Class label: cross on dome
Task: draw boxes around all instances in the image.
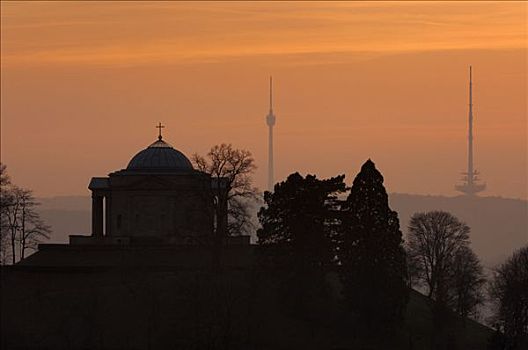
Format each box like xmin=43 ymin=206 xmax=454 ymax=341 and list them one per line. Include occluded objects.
xmin=156 ymin=122 xmax=165 ymax=140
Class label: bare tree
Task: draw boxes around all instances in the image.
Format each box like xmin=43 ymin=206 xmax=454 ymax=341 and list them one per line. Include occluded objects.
xmin=448 ymin=246 xmax=486 ymax=318
xmin=0 ymin=163 xmax=9 ymax=187
xmin=4 ymin=186 xmax=22 ymax=264
xmin=16 ymin=188 xmax=51 ymax=260
xmin=0 ymin=167 xmax=51 ymax=264
xmin=407 ymin=210 xmax=484 ymax=316
xmin=192 ymin=144 xmax=258 ymax=240
xmin=0 ymin=163 xmax=13 ymax=264
xmin=489 ymin=245 xmax=528 ymax=349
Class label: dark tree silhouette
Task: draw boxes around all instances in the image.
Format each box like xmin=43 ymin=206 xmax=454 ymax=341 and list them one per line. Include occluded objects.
xmin=487 ymin=328 xmax=508 ymax=350
xmin=339 ymin=159 xmax=408 ymax=330
xmin=407 ymin=211 xmax=485 ymax=350
xmin=0 ymin=163 xmax=12 ymax=264
xmin=449 ymin=245 xmax=486 ymax=318
xmin=0 ymin=165 xmax=51 ymax=264
xmin=258 ymin=172 xmax=345 ymax=264
xmin=0 ymin=163 xmax=9 ymax=187
xmin=16 ymin=188 xmax=51 ymax=260
xmin=192 ymin=144 xmax=258 ymax=239
xmin=257 ymin=172 xmax=346 ymax=315
xmin=407 ymin=210 xmax=484 ymax=317
xmin=489 ymin=245 xmax=528 ymax=349
xmin=3 ymin=187 xmax=51 ymax=264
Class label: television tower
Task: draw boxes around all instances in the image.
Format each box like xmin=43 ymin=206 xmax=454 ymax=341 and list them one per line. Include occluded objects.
xmin=455 ymin=66 xmax=486 ymax=195
xmin=266 ymin=76 xmax=276 ymax=191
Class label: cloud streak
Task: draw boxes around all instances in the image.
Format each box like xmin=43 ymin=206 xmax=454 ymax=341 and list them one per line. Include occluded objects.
xmin=1 ymin=2 xmax=526 ymax=67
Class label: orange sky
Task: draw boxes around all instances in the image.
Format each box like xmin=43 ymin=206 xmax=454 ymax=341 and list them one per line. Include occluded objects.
xmin=1 ymin=1 xmax=526 ymax=199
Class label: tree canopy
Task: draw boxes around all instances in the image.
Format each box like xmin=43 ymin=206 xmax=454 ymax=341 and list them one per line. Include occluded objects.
xmin=339 ymin=159 xmax=408 ymax=329
xmin=407 ymin=210 xmax=485 ymax=318
xmin=257 ymin=172 xmax=346 ymax=266
xmin=489 ymin=245 xmax=528 ymax=349
xmin=257 ymin=172 xmax=346 ymax=317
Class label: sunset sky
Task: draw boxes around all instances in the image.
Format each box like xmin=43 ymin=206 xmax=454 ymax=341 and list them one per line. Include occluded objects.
xmin=1 ymin=1 xmax=526 ymax=199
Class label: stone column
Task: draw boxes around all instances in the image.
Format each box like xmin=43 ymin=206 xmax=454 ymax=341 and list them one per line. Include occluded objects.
xmin=92 ymin=193 xmax=104 ymax=237
xmin=105 ymin=194 xmax=112 ymax=237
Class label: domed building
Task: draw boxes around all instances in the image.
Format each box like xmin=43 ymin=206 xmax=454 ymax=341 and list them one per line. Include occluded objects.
xmin=10 ymin=125 xmax=247 ymax=273
xmin=72 ymin=128 xmax=218 ymax=245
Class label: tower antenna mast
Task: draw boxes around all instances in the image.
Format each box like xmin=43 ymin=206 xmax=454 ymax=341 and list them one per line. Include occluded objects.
xmin=455 ymin=66 xmax=486 ymax=195
xmin=266 ymin=76 xmax=276 ymax=191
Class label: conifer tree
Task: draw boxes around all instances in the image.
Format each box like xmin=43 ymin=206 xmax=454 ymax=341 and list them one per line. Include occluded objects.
xmin=339 ymin=159 xmax=408 ymax=330
xmin=258 ymin=172 xmax=345 ymax=267
xmin=258 ymin=172 xmax=346 ymax=316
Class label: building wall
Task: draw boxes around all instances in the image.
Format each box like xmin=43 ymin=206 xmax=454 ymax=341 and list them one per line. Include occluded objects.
xmin=108 ymin=173 xmax=213 ymax=240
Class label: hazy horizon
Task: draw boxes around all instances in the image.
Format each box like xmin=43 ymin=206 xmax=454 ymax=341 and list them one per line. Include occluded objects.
xmin=1 ymin=2 xmax=526 ymax=199
xmin=33 ymin=192 xmax=528 ymax=202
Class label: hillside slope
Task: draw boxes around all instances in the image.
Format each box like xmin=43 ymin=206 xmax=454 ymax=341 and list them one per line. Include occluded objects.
xmin=2 ymin=265 xmax=493 ymax=350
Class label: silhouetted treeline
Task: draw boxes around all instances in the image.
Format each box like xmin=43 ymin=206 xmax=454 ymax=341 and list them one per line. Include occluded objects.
xmin=2 ymin=159 xmax=499 ymax=350
xmin=256 ymin=160 xmax=501 ymax=348
xmin=258 ymin=160 xmax=409 ymax=342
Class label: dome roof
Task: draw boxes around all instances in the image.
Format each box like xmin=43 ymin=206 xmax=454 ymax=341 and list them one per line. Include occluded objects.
xmin=126 ymin=138 xmax=194 ymax=172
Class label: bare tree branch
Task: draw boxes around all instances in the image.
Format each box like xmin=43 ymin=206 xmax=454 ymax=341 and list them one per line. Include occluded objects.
xmin=0 ymin=165 xmax=51 ymax=264
xmin=192 ymin=144 xmax=259 ymax=238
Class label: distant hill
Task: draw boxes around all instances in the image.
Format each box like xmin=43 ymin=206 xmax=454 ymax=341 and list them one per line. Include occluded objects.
xmin=38 ymin=195 xmax=91 ymax=212
xmin=36 ymin=194 xmax=527 ymax=267
xmin=389 ymin=194 xmax=528 ymax=267
xmin=36 ymin=196 xmax=91 ymax=243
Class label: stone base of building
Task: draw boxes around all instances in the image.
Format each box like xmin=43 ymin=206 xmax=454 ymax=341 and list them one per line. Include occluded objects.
xmin=68 ymin=234 xmax=251 ymax=246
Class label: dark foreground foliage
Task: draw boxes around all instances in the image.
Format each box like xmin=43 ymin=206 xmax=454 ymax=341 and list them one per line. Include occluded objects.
xmin=339 ymin=160 xmax=409 ymax=332
xmin=488 ymin=245 xmax=528 ymax=350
